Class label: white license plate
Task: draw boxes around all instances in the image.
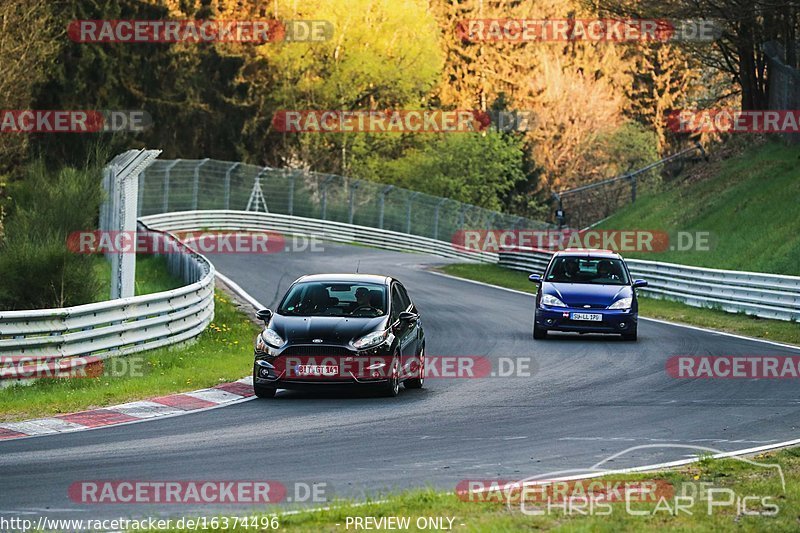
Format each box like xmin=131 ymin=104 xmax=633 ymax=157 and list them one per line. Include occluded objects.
xmin=296 ymin=365 xmax=339 ymax=376
xmin=571 ymin=312 xmax=603 ymax=322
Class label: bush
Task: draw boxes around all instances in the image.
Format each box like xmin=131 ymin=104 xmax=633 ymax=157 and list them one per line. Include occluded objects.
xmin=0 ymin=161 xmax=104 ymax=310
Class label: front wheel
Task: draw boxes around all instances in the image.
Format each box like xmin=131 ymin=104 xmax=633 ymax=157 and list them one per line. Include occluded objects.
xmin=379 ymin=355 xmax=400 ymax=397
xmin=533 ymin=322 xmax=547 ymax=340
xmin=404 ymin=347 xmax=425 ymax=389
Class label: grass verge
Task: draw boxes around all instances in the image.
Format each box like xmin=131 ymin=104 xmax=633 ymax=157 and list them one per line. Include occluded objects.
xmin=596 ymin=140 xmax=800 ymax=275
xmin=92 ymin=254 xmax=185 ymax=300
xmin=153 ymin=447 xmax=799 ymax=531
xmin=0 ymin=287 xmax=260 ymax=422
xmin=439 ymin=263 xmax=800 ymax=346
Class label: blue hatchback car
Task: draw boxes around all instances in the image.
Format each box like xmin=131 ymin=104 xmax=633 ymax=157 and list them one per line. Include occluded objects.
xmin=529 ymin=249 xmax=647 ymax=341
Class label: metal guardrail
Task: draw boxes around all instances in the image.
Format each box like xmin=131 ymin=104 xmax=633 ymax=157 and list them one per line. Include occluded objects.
xmin=499 ymin=249 xmax=800 ymax=322
xmin=138 ymin=159 xmax=553 ymax=243
xmin=139 ymin=210 xmax=498 ymax=263
xmin=0 ymin=223 xmax=215 ymax=384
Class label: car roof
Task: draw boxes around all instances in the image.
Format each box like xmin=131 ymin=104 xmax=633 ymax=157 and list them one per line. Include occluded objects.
xmin=294 ymin=273 xmax=392 ymax=285
xmin=553 ymin=248 xmax=622 ymax=259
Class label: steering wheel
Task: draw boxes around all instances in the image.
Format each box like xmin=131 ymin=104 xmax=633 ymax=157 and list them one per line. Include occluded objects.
xmin=352 ymin=305 xmax=380 ymax=316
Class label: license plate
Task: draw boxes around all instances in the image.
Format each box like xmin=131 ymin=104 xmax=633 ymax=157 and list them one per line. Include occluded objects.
xmin=295 ymin=365 xmax=339 ymax=376
xmin=571 ymin=312 xmax=602 ymax=322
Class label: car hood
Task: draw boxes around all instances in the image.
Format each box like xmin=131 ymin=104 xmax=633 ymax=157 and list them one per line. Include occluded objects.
xmin=543 ymin=282 xmax=631 ymax=308
xmin=268 ymin=314 xmax=388 ymax=344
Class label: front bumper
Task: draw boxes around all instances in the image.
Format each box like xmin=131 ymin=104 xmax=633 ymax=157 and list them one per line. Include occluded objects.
xmin=253 ymin=343 xmax=397 ymax=389
xmin=535 ymin=306 xmax=637 ymax=334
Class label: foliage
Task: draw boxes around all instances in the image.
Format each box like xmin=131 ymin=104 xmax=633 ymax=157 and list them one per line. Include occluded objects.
xmin=0 ymin=160 xmax=104 ymax=310
xmin=6 ymin=0 xmax=783 ymax=223
xmin=0 ymin=0 xmax=61 ymax=174
xmin=361 ymin=131 xmax=528 ymax=210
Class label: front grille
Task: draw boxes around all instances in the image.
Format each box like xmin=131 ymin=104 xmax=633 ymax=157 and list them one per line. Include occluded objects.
xmin=281 ymin=345 xmax=354 ymax=358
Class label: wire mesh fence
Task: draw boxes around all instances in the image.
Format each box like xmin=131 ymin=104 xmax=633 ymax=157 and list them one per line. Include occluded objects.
xmin=764 ymin=41 xmax=800 ymax=144
xmin=138 ymin=160 xmax=553 ymax=242
xmin=553 ymin=144 xmax=705 ymax=230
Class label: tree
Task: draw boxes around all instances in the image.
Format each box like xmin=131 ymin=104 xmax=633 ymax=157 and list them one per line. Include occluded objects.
xmin=371 ymin=131 xmax=528 ymax=211
xmin=591 ymin=0 xmax=800 ymax=111
xmin=240 ymin=0 xmax=444 ymax=173
xmin=0 ymin=0 xmax=60 ymax=173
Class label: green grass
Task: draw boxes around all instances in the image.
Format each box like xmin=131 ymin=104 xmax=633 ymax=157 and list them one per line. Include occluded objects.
xmin=596 ymin=141 xmax=800 ymax=275
xmin=439 ymin=263 xmax=800 ymax=346
xmin=0 ymin=290 xmax=259 ymax=422
xmin=92 ymin=254 xmax=184 ymax=301
xmin=153 ymin=447 xmax=800 ymax=531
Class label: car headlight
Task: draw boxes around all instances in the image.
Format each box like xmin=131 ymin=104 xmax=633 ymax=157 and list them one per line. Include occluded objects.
xmin=352 ymin=329 xmax=389 ymax=350
xmin=608 ymin=297 xmax=633 ymax=310
xmin=540 ymin=294 xmax=566 ymax=307
xmin=261 ymin=328 xmax=284 ymax=348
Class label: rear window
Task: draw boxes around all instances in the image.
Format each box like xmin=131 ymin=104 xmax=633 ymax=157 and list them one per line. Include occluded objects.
xmin=545 ymin=257 xmax=630 ymax=285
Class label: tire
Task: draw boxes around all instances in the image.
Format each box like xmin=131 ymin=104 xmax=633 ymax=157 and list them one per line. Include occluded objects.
xmin=379 ymin=355 xmax=400 ymax=397
xmin=533 ymin=322 xmax=548 ymax=340
xmin=404 ymin=347 xmax=425 ymax=389
xmin=622 ymin=327 xmax=638 ymax=341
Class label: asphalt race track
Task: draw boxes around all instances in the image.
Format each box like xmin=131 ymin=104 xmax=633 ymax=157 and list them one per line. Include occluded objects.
xmin=2 ymin=243 xmax=799 ymax=521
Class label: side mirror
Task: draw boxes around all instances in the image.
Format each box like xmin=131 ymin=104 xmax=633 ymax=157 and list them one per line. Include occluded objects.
xmin=398 ymin=311 xmax=419 ymax=323
xmin=632 ymin=279 xmax=648 ymax=288
xmin=528 ymin=274 xmax=541 ymax=283
xmin=255 ymin=309 xmax=273 ymax=322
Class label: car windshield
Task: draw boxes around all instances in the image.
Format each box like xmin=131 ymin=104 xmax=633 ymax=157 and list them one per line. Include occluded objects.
xmin=545 ymin=257 xmax=630 ymax=285
xmin=277 ymin=282 xmax=387 ymax=317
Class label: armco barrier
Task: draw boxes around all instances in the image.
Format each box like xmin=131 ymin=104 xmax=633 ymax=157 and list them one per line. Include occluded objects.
xmin=499 ymin=249 xmax=800 ymax=322
xmin=139 ymin=209 xmax=498 ymax=263
xmin=4 ymin=207 xmax=797 ymax=386
xmin=0 ymin=222 xmax=214 ymax=385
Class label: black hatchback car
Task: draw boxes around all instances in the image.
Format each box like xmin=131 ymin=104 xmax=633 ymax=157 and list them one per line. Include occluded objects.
xmin=252 ymin=274 xmax=425 ymax=398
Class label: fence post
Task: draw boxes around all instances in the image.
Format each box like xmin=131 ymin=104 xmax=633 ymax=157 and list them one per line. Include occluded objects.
xmin=458 ymin=205 xmax=466 ymax=229
xmin=137 ymin=172 xmax=144 ymax=217
xmin=321 ymin=176 xmax=335 ymax=220
xmin=104 ymin=149 xmax=161 ymax=299
xmin=486 ymin=212 xmax=496 ymax=231
xmin=433 ymin=198 xmax=447 ymax=240
xmin=406 ymin=192 xmax=419 ymax=234
xmin=163 ymin=159 xmax=181 ymax=213
xmin=287 ymin=171 xmax=295 ymax=216
xmin=348 ymin=182 xmax=359 ymax=225
xmin=224 ymin=162 xmax=240 ymax=210
xmin=630 ymin=174 xmax=637 ymax=203
xmin=379 ymin=185 xmax=394 ymax=229
xmin=193 ymin=158 xmax=209 ymax=210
